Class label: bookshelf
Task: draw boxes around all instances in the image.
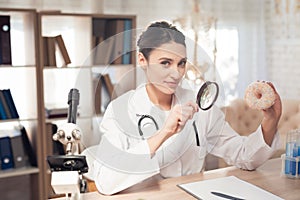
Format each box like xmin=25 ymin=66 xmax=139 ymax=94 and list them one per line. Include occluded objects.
xmin=0 ymin=8 xmax=136 ymax=200
xmin=37 ymin=12 xmax=136 ymax=199
xmin=0 ymin=8 xmax=43 ymax=200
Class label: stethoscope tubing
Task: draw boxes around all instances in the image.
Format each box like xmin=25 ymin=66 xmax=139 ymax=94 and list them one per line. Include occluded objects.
xmin=138 ymin=114 xmax=159 ymax=139
xmin=138 ymin=115 xmax=200 ymax=146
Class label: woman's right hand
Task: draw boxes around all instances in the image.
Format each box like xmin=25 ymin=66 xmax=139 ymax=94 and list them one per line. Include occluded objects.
xmin=162 ymin=101 xmax=199 ymax=138
xmin=147 ymin=101 xmax=198 ymax=155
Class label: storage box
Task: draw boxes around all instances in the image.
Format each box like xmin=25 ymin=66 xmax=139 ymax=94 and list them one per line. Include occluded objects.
xmin=281 ymin=154 xmax=300 ymax=178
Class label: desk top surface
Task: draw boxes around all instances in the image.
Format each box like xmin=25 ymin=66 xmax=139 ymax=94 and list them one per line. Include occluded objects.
xmin=54 ymin=158 xmax=300 ymax=200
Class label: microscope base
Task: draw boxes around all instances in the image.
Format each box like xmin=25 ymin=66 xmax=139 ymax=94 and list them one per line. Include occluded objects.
xmin=51 ymin=171 xmax=80 ymax=196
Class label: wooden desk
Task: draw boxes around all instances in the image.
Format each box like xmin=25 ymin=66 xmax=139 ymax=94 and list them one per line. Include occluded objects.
xmin=55 ymin=158 xmax=300 ymax=199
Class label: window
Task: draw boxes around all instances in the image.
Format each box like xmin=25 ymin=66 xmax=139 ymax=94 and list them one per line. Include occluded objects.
xmin=216 ymin=27 xmax=239 ymax=104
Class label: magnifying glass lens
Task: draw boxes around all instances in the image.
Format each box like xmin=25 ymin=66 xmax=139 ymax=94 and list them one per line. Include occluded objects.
xmin=197 ymin=81 xmax=219 ymax=110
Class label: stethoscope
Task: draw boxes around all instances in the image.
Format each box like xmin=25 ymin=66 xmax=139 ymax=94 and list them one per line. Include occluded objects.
xmin=137 ymin=81 xmax=219 ymax=145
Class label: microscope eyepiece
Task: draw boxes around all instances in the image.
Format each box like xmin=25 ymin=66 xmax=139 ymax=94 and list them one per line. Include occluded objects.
xmin=67 ymin=88 xmax=80 ymax=124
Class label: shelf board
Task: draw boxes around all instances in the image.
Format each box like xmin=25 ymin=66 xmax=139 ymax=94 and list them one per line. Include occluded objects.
xmin=91 ymin=64 xmax=134 ymax=68
xmin=0 ymin=166 xmax=39 ymax=178
xmin=0 ymin=8 xmax=36 ymax=13
xmin=43 ymin=65 xmax=91 ymax=69
xmin=0 ymin=118 xmax=37 ymax=124
xmin=43 ymin=64 xmax=134 ymax=70
xmin=45 ymin=115 xmax=93 ymax=123
xmin=0 ymin=65 xmax=36 ymax=68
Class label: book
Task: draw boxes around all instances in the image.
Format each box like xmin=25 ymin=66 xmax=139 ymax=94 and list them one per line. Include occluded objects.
xmin=45 ymin=107 xmax=68 ymax=119
xmin=92 ymin=18 xmax=106 ymax=45
xmin=101 ymin=74 xmax=115 ymax=99
xmin=0 ymin=136 xmax=14 ymax=170
xmin=93 ymin=75 xmax=102 ymax=115
xmin=47 ymin=36 xmax=57 ymax=67
xmin=112 ymin=19 xmax=125 ymax=64
xmin=2 ymin=89 xmax=19 ymax=119
xmin=0 ymin=15 xmax=12 ymax=65
xmin=55 ymin=35 xmax=71 ymax=66
xmin=0 ymin=89 xmax=11 ymax=119
xmin=10 ymin=134 xmax=28 ymax=168
xmin=92 ymin=18 xmax=107 ymax=65
xmin=19 ymin=125 xmax=37 ymax=167
xmin=99 ymin=74 xmax=116 ymax=112
xmin=122 ymin=19 xmax=132 ymax=64
xmin=0 ymin=90 xmax=8 ymax=119
xmin=92 ymin=18 xmax=130 ymax=65
xmin=43 ymin=37 xmax=49 ymax=66
xmin=94 ymin=37 xmax=115 ymax=65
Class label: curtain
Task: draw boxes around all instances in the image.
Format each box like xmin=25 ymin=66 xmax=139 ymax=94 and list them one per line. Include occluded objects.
xmin=202 ymin=0 xmax=268 ymax=100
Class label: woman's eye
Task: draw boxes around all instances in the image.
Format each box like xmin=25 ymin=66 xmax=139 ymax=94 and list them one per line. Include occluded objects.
xmin=178 ymin=60 xmax=186 ymax=68
xmin=161 ymin=61 xmax=171 ymax=67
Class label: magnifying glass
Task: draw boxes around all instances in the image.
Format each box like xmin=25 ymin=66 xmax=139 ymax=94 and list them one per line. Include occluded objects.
xmin=196 ymin=81 xmax=219 ymax=110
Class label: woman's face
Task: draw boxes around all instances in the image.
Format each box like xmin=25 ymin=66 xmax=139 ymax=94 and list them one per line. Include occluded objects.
xmin=139 ymin=42 xmax=187 ymax=95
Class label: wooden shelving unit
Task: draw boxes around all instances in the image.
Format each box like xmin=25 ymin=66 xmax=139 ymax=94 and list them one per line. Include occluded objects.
xmin=0 ymin=8 xmax=43 ymax=200
xmin=0 ymin=8 xmax=136 ymax=199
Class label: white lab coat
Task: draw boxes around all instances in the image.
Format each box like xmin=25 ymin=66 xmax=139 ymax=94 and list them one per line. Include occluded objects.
xmin=82 ymin=84 xmax=280 ymax=195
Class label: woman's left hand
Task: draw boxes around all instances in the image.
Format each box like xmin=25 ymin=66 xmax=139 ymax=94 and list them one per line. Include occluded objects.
xmin=261 ymin=82 xmax=282 ymax=146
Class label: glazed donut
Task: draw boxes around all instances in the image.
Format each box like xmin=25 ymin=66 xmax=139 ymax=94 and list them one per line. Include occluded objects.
xmin=244 ymin=82 xmax=276 ymax=110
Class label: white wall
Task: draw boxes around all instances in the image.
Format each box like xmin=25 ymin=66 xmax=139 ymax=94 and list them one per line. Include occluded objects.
xmin=102 ymin=0 xmax=188 ymax=29
xmin=264 ymin=0 xmax=300 ymax=99
xmin=0 ymin=0 xmax=103 ymax=13
xmin=103 ymin=0 xmax=300 ymax=100
xmin=1 ymin=0 xmax=299 ymax=99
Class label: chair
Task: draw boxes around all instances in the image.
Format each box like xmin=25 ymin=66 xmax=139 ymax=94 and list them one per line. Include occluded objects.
xmin=206 ymin=98 xmax=300 ymax=169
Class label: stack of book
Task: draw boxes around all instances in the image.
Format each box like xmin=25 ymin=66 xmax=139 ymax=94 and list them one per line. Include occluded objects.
xmin=0 ymin=89 xmax=19 ymax=120
xmin=43 ymin=34 xmax=71 ymax=67
xmin=45 ymin=107 xmax=68 ymax=119
xmin=92 ymin=18 xmax=133 ymax=65
xmin=0 ymin=125 xmax=37 ymax=170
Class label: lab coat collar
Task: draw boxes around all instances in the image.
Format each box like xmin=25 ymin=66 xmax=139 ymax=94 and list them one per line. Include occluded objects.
xmin=131 ymin=83 xmax=195 ymax=116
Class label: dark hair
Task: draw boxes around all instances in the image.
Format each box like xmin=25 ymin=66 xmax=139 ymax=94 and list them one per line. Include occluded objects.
xmin=137 ymin=21 xmax=186 ymax=60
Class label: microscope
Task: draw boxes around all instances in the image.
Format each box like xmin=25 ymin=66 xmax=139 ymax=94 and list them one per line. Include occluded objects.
xmin=47 ymin=88 xmax=89 ymax=199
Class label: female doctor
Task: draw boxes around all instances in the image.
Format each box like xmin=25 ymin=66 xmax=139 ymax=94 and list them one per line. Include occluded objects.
xmin=82 ymin=21 xmax=282 ymax=195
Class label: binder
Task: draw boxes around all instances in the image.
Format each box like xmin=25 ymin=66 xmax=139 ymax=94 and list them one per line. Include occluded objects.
xmin=0 ymin=136 xmax=14 ymax=170
xmin=0 ymin=91 xmax=7 ymax=119
xmin=0 ymin=90 xmax=11 ymax=119
xmin=10 ymin=135 xmax=28 ymax=168
xmin=0 ymin=15 xmax=12 ymax=65
xmin=2 ymin=89 xmax=19 ymax=119
xmin=20 ymin=126 xmax=37 ymax=166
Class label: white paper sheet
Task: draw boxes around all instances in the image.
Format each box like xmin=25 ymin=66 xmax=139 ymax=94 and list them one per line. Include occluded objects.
xmin=178 ymin=176 xmax=283 ymax=200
